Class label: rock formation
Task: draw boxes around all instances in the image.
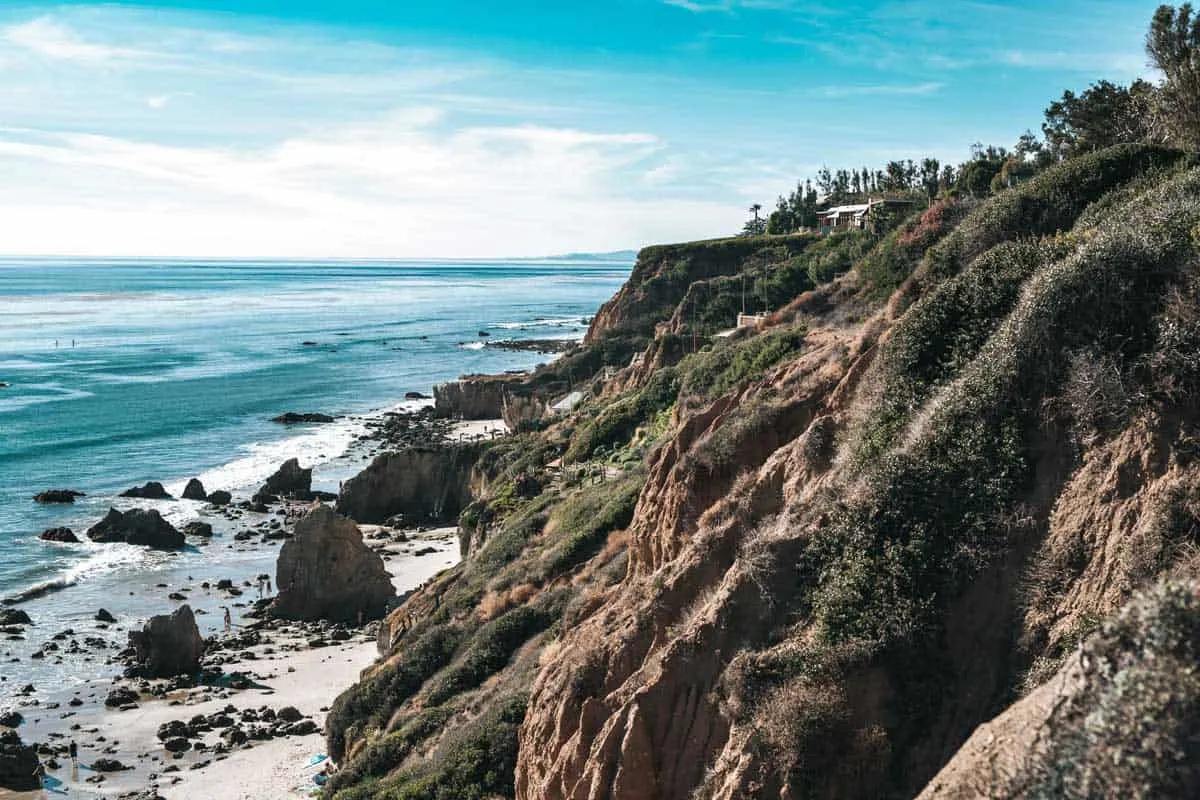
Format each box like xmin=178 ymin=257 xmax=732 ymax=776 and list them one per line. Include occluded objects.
xmin=181 ymin=478 xmax=207 ymax=501
xmin=32 ymin=489 xmax=83 ymax=503
xmin=207 ymin=490 xmax=232 ymax=506
xmin=128 ymin=605 xmax=205 ymax=677
xmin=0 ymin=730 xmax=39 ymax=791
xmin=273 ymin=504 xmax=394 ymax=623
xmin=120 ymin=481 xmax=173 ymax=499
xmin=183 ymin=521 xmax=213 ymax=538
xmin=254 ymin=458 xmax=312 ymax=503
xmin=272 ymin=412 xmax=335 ymax=424
xmin=0 ymin=609 xmax=31 ymax=626
xmin=336 ymin=444 xmax=482 ymax=524
xmin=433 ymin=375 xmax=523 ymax=419
xmin=39 ymin=527 xmax=78 ymax=543
xmin=87 ymin=508 xmax=184 ymax=549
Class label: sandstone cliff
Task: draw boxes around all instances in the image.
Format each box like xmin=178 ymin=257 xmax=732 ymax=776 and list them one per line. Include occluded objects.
xmin=323 ymin=144 xmax=1200 ymax=799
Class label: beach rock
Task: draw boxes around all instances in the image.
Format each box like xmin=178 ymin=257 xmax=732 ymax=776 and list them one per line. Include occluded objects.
xmin=221 ymin=727 xmax=248 ymax=746
xmin=91 ymin=757 xmax=130 ymax=772
xmin=87 ymin=508 xmax=184 ymax=549
xmin=337 ymin=444 xmax=482 ymax=524
xmin=404 ymin=391 xmax=431 ymax=400
xmin=0 ymin=711 xmax=22 ymax=728
xmin=96 ymin=608 xmax=117 ymax=623
xmin=207 ymin=490 xmax=232 ymax=506
xmin=254 ymin=458 xmax=312 ymax=503
xmin=272 ymin=505 xmax=394 ymax=623
xmin=128 ymin=605 xmax=205 ymax=678
xmin=32 ymin=489 xmax=84 ymax=504
xmin=163 ymin=737 xmax=190 ymax=753
xmin=216 ymin=579 xmax=234 ymax=591
xmin=181 ymin=479 xmax=207 ymax=501
xmin=0 ymin=730 xmax=39 ymax=791
xmin=272 ymin=412 xmax=335 ymax=424
xmin=120 ymin=481 xmax=173 ymax=500
xmin=276 ymin=706 xmax=302 ymax=723
xmin=38 ymin=527 xmax=79 ymax=543
xmin=285 ymin=720 xmax=319 ymax=736
xmin=105 ymin=687 xmax=139 ymax=708
xmin=0 ymin=610 xmax=31 ymax=627
xmin=183 ymin=521 xmax=213 ymax=538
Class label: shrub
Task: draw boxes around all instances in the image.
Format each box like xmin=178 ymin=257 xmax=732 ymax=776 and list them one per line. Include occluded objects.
xmin=1015 ymin=581 xmax=1200 ymax=799
xmin=541 ymin=474 xmax=642 ymax=578
xmin=915 ymin=143 xmax=1183 ymax=292
xmin=678 ymin=326 xmax=807 ymax=405
xmin=327 ymin=624 xmax=464 ymax=761
xmin=856 ymin=199 xmax=970 ymax=297
xmin=425 ymin=607 xmax=552 ymax=706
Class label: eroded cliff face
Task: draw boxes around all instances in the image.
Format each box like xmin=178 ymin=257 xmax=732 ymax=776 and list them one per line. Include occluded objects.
xmin=323 ymin=144 xmax=1200 ymax=800
xmin=517 ymin=145 xmax=1200 ymax=800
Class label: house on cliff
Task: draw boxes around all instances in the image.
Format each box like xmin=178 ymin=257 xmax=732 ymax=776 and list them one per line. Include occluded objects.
xmin=817 ymin=196 xmax=916 ymax=233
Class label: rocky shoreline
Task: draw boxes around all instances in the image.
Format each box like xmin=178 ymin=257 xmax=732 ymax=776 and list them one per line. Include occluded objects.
xmin=0 ymin=403 xmax=491 ymax=799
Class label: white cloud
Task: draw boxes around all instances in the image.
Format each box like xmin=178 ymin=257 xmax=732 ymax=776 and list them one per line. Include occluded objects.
xmin=817 ymin=82 xmax=944 ymax=98
xmin=3 ymin=16 xmax=153 ymax=62
xmin=0 ymin=115 xmax=739 ymax=257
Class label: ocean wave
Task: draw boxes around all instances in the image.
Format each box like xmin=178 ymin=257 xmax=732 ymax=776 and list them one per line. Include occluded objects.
xmin=491 ymin=316 xmax=588 ymax=330
xmin=458 ymin=341 xmax=487 ymax=350
xmin=177 ymin=399 xmax=426 ymax=497
xmin=0 ymin=385 xmax=94 ymax=413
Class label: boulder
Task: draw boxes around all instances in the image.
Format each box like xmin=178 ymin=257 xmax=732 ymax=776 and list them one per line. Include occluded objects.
xmin=87 ymin=508 xmax=184 ymax=549
xmin=272 ymin=505 xmax=394 ymax=623
xmin=0 ymin=610 xmax=31 ymax=627
xmin=181 ymin=479 xmax=207 ymax=501
xmin=104 ymin=687 xmax=138 ymax=708
xmin=272 ymin=412 xmax=335 ymax=424
xmin=120 ymin=481 xmax=173 ymax=500
xmin=254 ymin=458 xmax=312 ymax=503
xmin=0 ymin=711 xmax=22 ymax=728
xmin=128 ymin=605 xmax=205 ymax=677
xmin=207 ymin=490 xmax=232 ymax=506
xmin=183 ymin=521 xmax=214 ymax=538
xmin=404 ymin=391 xmax=431 ymax=400
xmin=38 ymin=527 xmax=79 ymax=543
xmin=0 ymin=730 xmax=39 ymax=791
xmin=32 ymin=489 xmax=84 ymax=504
xmin=96 ymin=608 xmax=117 ymax=623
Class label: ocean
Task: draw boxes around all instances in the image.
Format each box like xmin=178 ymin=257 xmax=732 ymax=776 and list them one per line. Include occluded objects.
xmin=0 ymin=257 xmax=629 ymax=701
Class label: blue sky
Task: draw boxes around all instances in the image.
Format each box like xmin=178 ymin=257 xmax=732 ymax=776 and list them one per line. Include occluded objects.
xmin=0 ymin=1 xmax=1159 ymax=257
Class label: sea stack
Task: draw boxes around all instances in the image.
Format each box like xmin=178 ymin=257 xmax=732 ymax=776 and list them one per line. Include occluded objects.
xmin=272 ymin=504 xmax=394 ymax=623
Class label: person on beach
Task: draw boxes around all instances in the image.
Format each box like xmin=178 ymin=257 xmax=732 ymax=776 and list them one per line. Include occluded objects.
xmin=266 ymin=577 xmax=272 ymax=595
xmin=68 ymin=740 xmax=77 ymax=765
xmin=257 ymin=577 xmax=264 ymax=599
xmin=223 ymin=606 xmax=232 ymax=632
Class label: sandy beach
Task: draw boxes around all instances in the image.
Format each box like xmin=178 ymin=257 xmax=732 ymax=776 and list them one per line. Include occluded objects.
xmin=1 ymin=527 xmax=459 ymax=800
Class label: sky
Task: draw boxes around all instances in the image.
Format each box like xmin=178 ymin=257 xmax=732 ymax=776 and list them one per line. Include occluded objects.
xmin=0 ymin=1 xmax=1162 ymax=258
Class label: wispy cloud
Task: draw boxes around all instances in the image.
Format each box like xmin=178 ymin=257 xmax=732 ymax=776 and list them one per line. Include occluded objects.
xmin=817 ymin=82 xmax=944 ymax=98
xmin=999 ymin=49 xmax=1148 ymax=75
xmin=3 ymin=16 xmax=154 ymax=62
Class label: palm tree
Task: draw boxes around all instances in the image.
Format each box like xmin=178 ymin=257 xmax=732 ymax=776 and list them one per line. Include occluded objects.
xmin=749 ymin=203 xmax=762 ymax=224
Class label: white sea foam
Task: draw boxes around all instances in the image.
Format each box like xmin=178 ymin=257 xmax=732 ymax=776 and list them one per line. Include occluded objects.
xmin=491 ymin=316 xmax=587 ymax=330
xmin=168 ymin=399 xmax=428 ymax=498
xmin=458 ymin=341 xmax=486 ymax=350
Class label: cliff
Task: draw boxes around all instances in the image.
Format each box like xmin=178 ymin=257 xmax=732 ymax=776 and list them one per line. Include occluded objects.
xmin=323 ymin=143 xmax=1200 ymax=799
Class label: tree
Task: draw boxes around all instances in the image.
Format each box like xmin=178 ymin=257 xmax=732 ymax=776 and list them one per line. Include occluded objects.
xmin=742 ymin=203 xmax=767 ymax=236
xmin=1042 ymin=79 xmax=1160 ymax=158
xmin=919 ymin=157 xmax=940 ymax=201
xmin=1147 ymin=4 xmax=1200 ymax=147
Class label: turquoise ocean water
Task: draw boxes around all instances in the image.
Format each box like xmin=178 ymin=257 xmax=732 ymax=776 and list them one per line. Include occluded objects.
xmin=0 ymin=257 xmax=628 ymax=698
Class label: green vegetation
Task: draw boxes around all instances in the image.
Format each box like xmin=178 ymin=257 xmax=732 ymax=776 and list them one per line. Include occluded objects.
xmin=677 ymin=326 xmax=807 ymax=405
xmin=1017 ymin=581 xmax=1200 ymax=799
